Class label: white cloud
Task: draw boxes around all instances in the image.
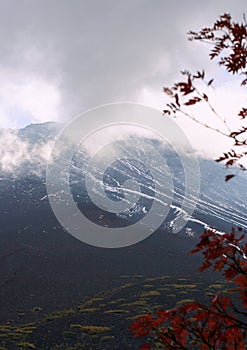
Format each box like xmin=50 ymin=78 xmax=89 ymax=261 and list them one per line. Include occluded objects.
xmin=0 ymin=0 xmax=246 ymax=160
xmin=0 ymin=129 xmax=30 ymax=172
xmin=0 ymin=128 xmax=54 ymax=173
xmin=137 ymin=74 xmax=247 ymax=158
xmin=0 ymin=66 xmax=61 ymax=129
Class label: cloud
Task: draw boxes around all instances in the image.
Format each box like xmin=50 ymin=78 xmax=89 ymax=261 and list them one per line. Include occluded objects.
xmin=0 ymin=129 xmax=30 ymax=172
xmin=0 ymin=128 xmax=54 ymax=173
xmin=137 ymin=77 xmax=247 ymax=159
xmin=0 ymin=63 xmax=61 ymax=129
xmin=0 ymin=0 xmax=246 ymax=157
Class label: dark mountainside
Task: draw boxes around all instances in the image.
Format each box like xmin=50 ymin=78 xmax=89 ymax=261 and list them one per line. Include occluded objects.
xmin=0 ymin=122 xmax=246 ymax=349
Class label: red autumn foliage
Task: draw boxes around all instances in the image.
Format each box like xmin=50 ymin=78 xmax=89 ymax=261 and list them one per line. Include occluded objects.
xmin=163 ymin=13 xmax=247 ymax=178
xmin=130 ymin=229 xmax=247 ymax=349
xmin=130 ymin=13 xmax=247 ymax=349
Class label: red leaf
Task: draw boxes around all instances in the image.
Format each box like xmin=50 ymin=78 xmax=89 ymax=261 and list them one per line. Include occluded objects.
xmin=225 ymin=159 xmax=236 ymax=166
xmin=163 ymin=110 xmax=171 ymax=115
xmin=163 ymin=87 xmax=174 ymax=97
xmin=184 ymin=97 xmax=201 ymax=106
xmin=208 ymin=78 xmax=214 ymax=86
xmin=225 ymin=174 xmax=235 ymax=182
xmin=175 ymin=93 xmax=180 ymax=107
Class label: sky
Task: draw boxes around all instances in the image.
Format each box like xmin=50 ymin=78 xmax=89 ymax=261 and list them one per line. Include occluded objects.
xmin=0 ymin=0 xmax=246 ymax=159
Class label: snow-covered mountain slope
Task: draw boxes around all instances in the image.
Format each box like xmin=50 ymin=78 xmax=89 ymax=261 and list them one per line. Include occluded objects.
xmin=0 ymin=122 xmax=246 ymax=240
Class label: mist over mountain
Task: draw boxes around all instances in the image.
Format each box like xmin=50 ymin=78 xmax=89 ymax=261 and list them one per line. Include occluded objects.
xmin=0 ymin=122 xmax=246 ymax=324
xmin=1 ymin=121 xmax=246 ymax=233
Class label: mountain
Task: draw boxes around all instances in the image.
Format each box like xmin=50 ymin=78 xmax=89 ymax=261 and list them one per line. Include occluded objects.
xmin=2 ymin=122 xmax=246 ymax=234
xmin=0 ymin=122 xmax=246 ymax=325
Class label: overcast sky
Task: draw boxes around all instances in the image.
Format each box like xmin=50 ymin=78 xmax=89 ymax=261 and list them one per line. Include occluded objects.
xmin=0 ymin=0 xmax=246 ymax=158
